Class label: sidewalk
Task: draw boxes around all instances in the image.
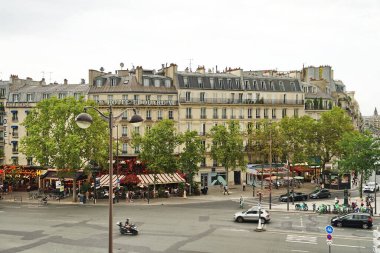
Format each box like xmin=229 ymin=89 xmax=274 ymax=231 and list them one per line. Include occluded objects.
xmin=0 ymin=183 xmax=355 ymax=213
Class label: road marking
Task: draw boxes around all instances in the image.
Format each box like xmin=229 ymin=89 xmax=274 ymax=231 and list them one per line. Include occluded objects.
xmin=222 ymin=228 xmax=250 ymax=233
xmin=286 ymin=234 xmax=317 ymax=244
xmin=291 ymin=250 xmax=309 ymax=253
xmin=332 ymin=244 xmax=366 ymax=248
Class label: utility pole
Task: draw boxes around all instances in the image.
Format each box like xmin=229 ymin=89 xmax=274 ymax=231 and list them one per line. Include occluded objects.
xmin=269 ymin=121 xmax=272 ymax=210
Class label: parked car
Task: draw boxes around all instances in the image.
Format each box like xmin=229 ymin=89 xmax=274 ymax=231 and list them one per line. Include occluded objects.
xmin=331 ymin=213 xmax=373 ymax=229
xmin=233 ymin=207 xmax=270 ymax=224
xmin=363 ymin=182 xmax=379 ymax=193
xmin=279 ymin=191 xmax=308 ymax=202
xmin=309 ymin=189 xmax=331 ymax=199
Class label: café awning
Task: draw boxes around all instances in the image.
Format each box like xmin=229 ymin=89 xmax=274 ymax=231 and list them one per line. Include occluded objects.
xmin=99 ymin=175 xmax=125 ymax=188
xmin=137 ymin=173 xmax=185 ymax=186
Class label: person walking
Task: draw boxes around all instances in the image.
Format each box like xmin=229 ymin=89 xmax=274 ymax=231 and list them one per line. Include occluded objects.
xmin=239 ymin=195 xmax=244 ymax=209
xmin=223 ymin=185 xmax=229 ymax=195
xmin=242 ymin=182 xmax=246 ymax=191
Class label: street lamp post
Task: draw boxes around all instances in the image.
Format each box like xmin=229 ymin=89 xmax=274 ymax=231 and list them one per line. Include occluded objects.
xmin=76 ymin=105 xmax=143 ymax=253
xmin=269 ymin=122 xmax=272 ymax=210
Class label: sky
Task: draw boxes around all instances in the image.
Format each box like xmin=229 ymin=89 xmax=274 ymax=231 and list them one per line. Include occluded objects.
xmin=0 ymin=0 xmax=379 ymax=116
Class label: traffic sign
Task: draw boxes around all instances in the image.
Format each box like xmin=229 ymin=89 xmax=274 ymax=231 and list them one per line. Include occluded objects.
xmin=327 ymin=234 xmax=332 ymax=240
xmin=326 ymin=240 xmax=333 ymax=245
xmin=325 ymin=225 xmax=334 ymax=234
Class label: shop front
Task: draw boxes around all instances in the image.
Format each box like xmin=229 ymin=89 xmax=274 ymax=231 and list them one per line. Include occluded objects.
xmin=322 ymin=170 xmax=351 ymax=190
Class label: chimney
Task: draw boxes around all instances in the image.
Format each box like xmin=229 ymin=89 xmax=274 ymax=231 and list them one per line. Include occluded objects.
xmin=81 ymin=79 xmax=86 ymax=85
xmin=64 ymin=79 xmax=68 ymax=85
xmin=135 ymin=66 xmax=143 ymax=84
xmin=163 ymin=63 xmax=177 ymax=86
xmin=196 ymin=65 xmax=205 ymax=74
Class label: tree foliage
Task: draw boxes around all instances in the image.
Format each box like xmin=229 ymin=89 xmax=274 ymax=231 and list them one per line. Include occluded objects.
xmin=19 ymin=97 xmax=108 ymax=201
xmin=338 ymin=131 xmax=380 ymax=198
xmin=209 ymin=120 xmax=245 ymax=185
xmin=178 ymin=130 xmax=205 ymax=185
xmin=132 ymin=119 xmax=180 ymax=174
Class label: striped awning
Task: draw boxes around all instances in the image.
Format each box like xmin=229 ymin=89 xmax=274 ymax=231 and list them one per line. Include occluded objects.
xmin=99 ymin=175 xmax=125 ymax=188
xmin=137 ymin=173 xmax=185 ymax=186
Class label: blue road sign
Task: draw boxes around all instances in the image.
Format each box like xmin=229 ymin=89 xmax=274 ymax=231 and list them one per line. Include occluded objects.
xmin=327 ymin=234 xmax=332 ymax=240
xmin=325 ymin=225 xmax=334 ymax=234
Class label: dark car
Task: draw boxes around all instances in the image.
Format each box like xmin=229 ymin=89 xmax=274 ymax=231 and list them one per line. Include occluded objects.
xmin=309 ymin=189 xmax=331 ymax=199
xmin=331 ymin=213 xmax=373 ymax=229
xmin=279 ymin=191 xmax=308 ymax=202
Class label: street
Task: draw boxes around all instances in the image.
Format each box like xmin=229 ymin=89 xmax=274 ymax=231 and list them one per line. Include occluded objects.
xmin=0 ymin=198 xmax=374 ymax=253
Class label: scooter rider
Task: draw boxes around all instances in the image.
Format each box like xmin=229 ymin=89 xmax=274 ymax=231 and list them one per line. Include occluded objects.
xmin=124 ymin=218 xmax=131 ymax=230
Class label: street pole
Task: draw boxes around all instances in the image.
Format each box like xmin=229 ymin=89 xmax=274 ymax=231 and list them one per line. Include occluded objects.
xmin=287 ymin=160 xmax=290 ymax=211
xmin=269 ymin=122 xmax=272 ymax=210
xmin=375 ymin=165 xmax=377 ymax=214
xmin=108 ymin=105 xmax=114 ymax=253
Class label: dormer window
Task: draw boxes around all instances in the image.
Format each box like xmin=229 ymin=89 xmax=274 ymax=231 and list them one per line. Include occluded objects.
xmin=244 ymin=80 xmax=249 ymax=90
xmin=235 ymin=79 xmax=240 ymax=88
xmin=261 ymin=81 xmax=266 ymax=90
xmin=219 ymin=79 xmax=223 ymax=88
xmin=198 ymin=77 xmax=204 ymax=88
xmin=96 ymin=79 xmax=102 ymax=87
xmin=270 ymin=81 xmax=275 ymax=91
xmin=184 ymin=77 xmax=188 ymax=88
xmin=110 ymin=78 xmax=117 ymax=86
xmin=290 ymin=82 xmax=296 ymax=91
xmin=279 ymin=81 xmax=285 ymax=91
xmin=42 ymin=93 xmax=50 ymax=100
xmin=26 ymin=93 xmax=33 ymax=102
xmin=154 ymin=79 xmax=160 ymax=87
xmin=13 ymin=94 xmax=19 ymax=102
xmin=58 ymin=93 xmax=66 ymax=99
xmin=144 ymin=78 xmax=150 ymax=87
xmin=228 ymin=79 xmax=232 ymax=88
xmin=253 ymin=80 xmax=258 ymax=89
xmin=165 ymin=79 xmax=171 ymax=88
xmin=210 ymin=78 xmax=214 ymax=88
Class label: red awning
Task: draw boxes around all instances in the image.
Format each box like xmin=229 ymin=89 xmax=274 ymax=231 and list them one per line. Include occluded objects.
xmin=290 ymin=166 xmax=313 ymax=173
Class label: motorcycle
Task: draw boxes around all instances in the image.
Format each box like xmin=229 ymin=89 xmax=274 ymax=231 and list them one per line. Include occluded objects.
xmin=116 ymin=221 xmax=138 ymax=235
xmin=39 ymin=196 xmax=48 ymax=205
xmin=295 ymin=202 xmax=308 ymax=211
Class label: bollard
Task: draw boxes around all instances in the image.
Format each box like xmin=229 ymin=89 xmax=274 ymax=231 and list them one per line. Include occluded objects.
xmin=327 ymin=204 xmax=331 ymax=213
xmin=313 ymin=203 xmax=316 ymax=212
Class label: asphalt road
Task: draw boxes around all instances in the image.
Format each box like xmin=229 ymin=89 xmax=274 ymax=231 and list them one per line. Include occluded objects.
xmin=0 ymin=199 xmax=375 ymax=253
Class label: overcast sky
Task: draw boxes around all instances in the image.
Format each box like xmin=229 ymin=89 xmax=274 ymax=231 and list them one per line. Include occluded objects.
xmin=0 ymin=0 xmax=379 ymax=115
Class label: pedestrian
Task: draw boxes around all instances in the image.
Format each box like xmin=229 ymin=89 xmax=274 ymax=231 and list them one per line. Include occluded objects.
xmin=242 ymin=182 xmax=246 ymax=191
xmin=223 ymin=185 xmax=229 ymax=195
xmin=239 ymin=195 xmax=244 ymax=209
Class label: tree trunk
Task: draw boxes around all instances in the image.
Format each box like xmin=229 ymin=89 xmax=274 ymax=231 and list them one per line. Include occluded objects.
xmin=72 ymin=178 xmax=77 ymax=202
xmin=225 ymin=167 xmax=229 ymax=186
xmin=360 ymin=171 xmax=364 ymax=199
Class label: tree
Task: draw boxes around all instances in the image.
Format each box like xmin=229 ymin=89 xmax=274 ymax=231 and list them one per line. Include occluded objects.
xmin=338 ymin=131 xmax=380 ymax=198
xmin=209 ymin=120 xmax=245 ymax=185
xmin=178 ymin=131 xmax=205 ymax=193
xmin=20 ymin=97 xmax=108 ymax=201
xmin=132 ymin=119 xmax=180 ymax=195
xmin=314 ymin=107 xmax=354 ymax=170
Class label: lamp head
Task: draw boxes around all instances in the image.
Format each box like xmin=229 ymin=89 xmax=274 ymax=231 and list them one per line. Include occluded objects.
xmin=129 ymin=114 xmax=144 ymax=127
xmin=75 ymin=112 xmax=93 ymax=129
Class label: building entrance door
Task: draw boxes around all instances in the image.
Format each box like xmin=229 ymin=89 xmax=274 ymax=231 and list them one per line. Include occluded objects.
xmin=234 ymin=171 xmax=241 ymax=185
xmin=201 ymin=173 xmax=208 ymax=188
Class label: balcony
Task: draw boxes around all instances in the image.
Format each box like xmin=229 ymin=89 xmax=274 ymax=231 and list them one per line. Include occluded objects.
xmin=200 ymin=115 xmax=207 ymax=119
xmin=168 ymin=116 xmax=174 ymax=120
xmin=157 ymin=117 xmax=163 ymax=120
xmin=213 ymin=115 xmax=218 ymax=119
xmin=186 ymin=115 xmax=192 ymax=119
xmin=179 ymin=97 xmax=304 ymax=105
xmin=222 ymin=115 xmax=227 ymax=119
xmin=12 ymin=149 xmax=19 ymax=154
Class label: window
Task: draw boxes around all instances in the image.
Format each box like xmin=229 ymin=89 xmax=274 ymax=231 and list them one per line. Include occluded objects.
xmin=11 ymin=111 xmax=18 ymax=121
xmin=122 ymin=111 xmax=128 ymax=119
xmin=200 ymin=92 xmax=205 ymax=102
xmin=93 ymin=95 xmax=99 ymax=102
xmin=187 ymin=122 xmax=192 ymax=131
xmin=122 ymin=126 xmax=128 ymax=136
xmin=247 ymin=122 xmax=254 ymax=131
xmin=270 ymin=81 xmax=275 ymax=90
xmin=248 ymin=108 xmax=252 ymax=119
xmin=238 ymin=93 xmax=243 ymax=103
xmin=59 ymin=93 xmax=66 ymax=99
xmin=228 ymin=79 xmax=232 ymax=88
xmin=168 ymin=95 xmax=173 ymax=102
xmin=0 ymin=88 xmax=5 ymax=98
xmin=157 ymin=95 xmax=162 ymax=101
xmin=283 ymin=94 xmax=287 ymax=104
xmin=157 ymin=110 xmax=163 ymax=120
xmin=146 ymin=110 xmax=151 ymax=120
xmin=184 ymin=77 xmax=188 ymax=88
xmin=168 ymin=110 xmax=174 ymax=119
xmin=198 ymin=77 xmax=204 ymax=88
xmin=253 ymin=80 xmax=258 ymax=89
xmin=74 ymin=93 xmax=81 ymax=100
xmin=13 ymin=94 xmax=19 ymax=102
xmin=12 ymin=157 xmax=18 ymax=165
xmin=294 ymin=109 xmax=299 ymax=117
xmin=279 ymin=81 xmax=285 ymax=91
xmin=110 ymin=78 xmax=117 ymax=86
xmin=12 ymin=141 xmax=18 ymax=153
xmin=222 ymin=108 xmax=227 ymax=119
xmin=201 ymin=108 xmax=206 ymax=119
xmin=244 ymin=80 xmax=249 ymax=90
xmin=185 ymin=92 xmax=191 ymax=102
xmin=290 ymin=82 xmax=296 ymax=91
xmin=145 ymin=126 xmax=151 ymax=133
xmin=235 ymin=79 xmax=240 ymax=88
xmin=239 ymin=109 xmax=244 ymax=119
xmin=12 ymin=126 xmax=18 ymax=138
xmin=213 ymin=108 xmax=218 ymax=119
xmin=134 ymin=126 xmax=140 ymax=134
xmin=107 ymin=95 xmax=113 ymax=103
xmin=186 ymin=108 xmax=192 ymax=119
xmin=122 ymin=143 xmax=128 ymax=154
xmin=200 ymin=123 xmax=206 ymax=136
xmin=134 ymin=95 xmax=139 ymax=101
xmin=165 ymin=79 xmax=171 ymax=88
xmin=256 ymin=108 xmax=261 ymax=118
xmin=154 ymin=79 xmax=160 ymax=87
xmin=264 ymin=108 xmax=269 ymax=118
xmin=210 ymin=78 xmax=214 ymax=88
xmin=146 ymin=95 xmax=151 ymax=101
xmin=134 ymin=145 xmax=140 ymax=154
xmin=122 ymin=95 xmax=128 ymax=101
xmin=272 ymin=109 xmax=276 ymax=119
xmin=96 ymin=79 xmax=102 ymax=87
xmin=26 ymin=93 xmax=33 ymax=102
xmin=143 ymin=78 xmax=150 ymax=87
xmin=27 ymin=157 xmax=33 ymax=166
xmin=219 ymin=79 xmax=223 ymax=88
xmin=261 ymin=81 xmax=266 ymax=90
xmin=43 ymin=93 xmax=50 ymax=100
xmin=230 ymin=108 xmax=235 ymax=119
xmin=282 ymin=108 xmax=287 ymax=118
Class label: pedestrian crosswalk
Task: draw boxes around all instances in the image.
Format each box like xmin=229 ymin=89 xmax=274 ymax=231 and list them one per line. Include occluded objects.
xmin=286 ymin=234 xmax=317 ymax=244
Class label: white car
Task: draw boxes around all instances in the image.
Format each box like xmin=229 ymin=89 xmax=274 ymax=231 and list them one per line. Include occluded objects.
xmin=233 ymin=207 xmax=270 ymax=223
xmin=363 ymin=182 xmax=379 ymax=192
